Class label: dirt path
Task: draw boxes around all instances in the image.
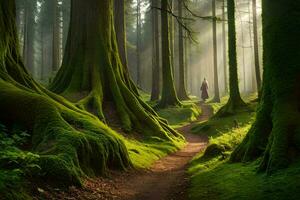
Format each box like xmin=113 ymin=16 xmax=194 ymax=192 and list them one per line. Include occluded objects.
xmin=36 ymin=103 xmax=212 ymax=200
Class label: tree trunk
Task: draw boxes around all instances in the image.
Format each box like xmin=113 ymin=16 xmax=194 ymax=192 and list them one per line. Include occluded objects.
xmin=136 ymin=0 xmax=141 ymax=86
xmin=231 ymin=0 xmax=300 ymax=174
xmin=169 ymin=0 xmax=175 ymax=79
xmin=52 ymin=0 xmax=60 ymax=72
xmin=114 ymin=0 xmax=139 ymax=95
xmin=215 ymin=0 xmax=247 ymax=117
xmin=159 ymin=0 xmax=181 ymax=108
xmin=50 ymin=0 xmax=182 ymax=139
xmin=23 ymin=1 xmax=35 ymax=74
xmin=252 ymin=0 xmax=262 ymax=96
xmin=0 ymin=0 xmax=132 ymax=186
xmin=212 ymin=0 xmax=220 ymax=102
xmin=150 ymin=0 xmax=160 ymax=101
xmin=177 ymin=0 xmax=189 ymax=100
xmin=222 ymin=0 xmax=228 ymax=94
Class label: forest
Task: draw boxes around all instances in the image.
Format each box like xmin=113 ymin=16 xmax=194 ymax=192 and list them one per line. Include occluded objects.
xmin=0 ymin=0 xmax=299 ymax=199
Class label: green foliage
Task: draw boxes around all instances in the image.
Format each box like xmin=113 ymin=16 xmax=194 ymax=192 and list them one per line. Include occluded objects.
xmin=0 ymin=123 xmax=40 ymax=200
xmin=157 ymin=102 xmax=202 ymax=128
xmin=188 ymin=97 xmax=300 ymax=200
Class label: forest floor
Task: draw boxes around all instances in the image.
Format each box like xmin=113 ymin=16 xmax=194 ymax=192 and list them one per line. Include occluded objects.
xmin=34 ymin=103 xmax=212 ymax=200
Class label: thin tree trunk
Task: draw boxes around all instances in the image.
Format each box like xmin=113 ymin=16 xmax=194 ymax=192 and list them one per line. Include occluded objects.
xmin=252 ymin=0 xmax=262 ymax=96
xmin=52 ymin=0 xmax=60 ymax=72
xmin=151 ymin=0 xmax=160 ymax=101
xmin=222 ymin=0 xmax=228 ymax=94
xmin=177 ymin=0 xmax=189 ymax=100
xmin=159 ymin=0 xmax=181 ymax=107
xmin=136 ymin=0 xmax=141 ymax=86
xmin=212 ymin=0 xmax=220 ymax=102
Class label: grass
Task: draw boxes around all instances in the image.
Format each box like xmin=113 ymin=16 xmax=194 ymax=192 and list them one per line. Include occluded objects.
xmin=188 ymin=94 xmax=300 ymax=200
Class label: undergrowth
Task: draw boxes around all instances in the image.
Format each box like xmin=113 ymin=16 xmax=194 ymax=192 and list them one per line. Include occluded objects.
xmin=188 ymin=95 xmax=300 ymax=200
xmin=0 ymin=123 xmax=40 ymax=200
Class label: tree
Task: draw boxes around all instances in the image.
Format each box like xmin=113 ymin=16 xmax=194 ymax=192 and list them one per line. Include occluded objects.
xmin=0 ymin=0 xmax=131 ymax=186
xmin=50 ymin=0 xmax=182 ymax=138
xmin=52 ymin=0 xmax=61 ymax=72
xmin=23 ymin=0 xmax=36 ymax=74
xmin=136 ymin=0 xmax=141 ymax=86
xmin=252 ymin=0 xmax=261 ymax=96
xmin=211 ymin=0 xmax=220 ymax=102
xmin=159 ymin=0 xmax=181 ymax=107
xmin=222 ymin=0 xmax=228 ymax=94
xmin=215 ymin=0 xmax=247 ymax=117
xmin=150 ymin=0 xmax=160 ymax=101
xmin=231 ymin=0 xmax=300 ymax=173
xmin=177 ymin=0 xmax=189 ymax=100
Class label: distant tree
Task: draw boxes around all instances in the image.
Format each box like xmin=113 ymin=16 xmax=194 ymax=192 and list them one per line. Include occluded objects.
xmin=215 ymin=0 xmax=247 ymax=116
xmin=222 ymin=0 xmax=228 ymax=94
xmin=211 ymin=0 xmax=220 ymax=102
xmin=150 ymin=0 xmax=160 ymax=101
xmin=159 ymin=0 xmax=181 ymax=107
xmin=52 ymin=0 xmax=60 ymax=72
xmin=136 ymin=0 xmax=141 ymax=86
xmin=177 ymin=0 xmax=189 ymax=100
xmin=231 ymin=0 xmax=300 ymax=173
xmin=252 ymin=0 xmax=261 ymax=96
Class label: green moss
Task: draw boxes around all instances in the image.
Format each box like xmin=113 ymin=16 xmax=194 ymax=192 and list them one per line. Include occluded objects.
xmin=189 ymin=161 xmax=300 ymax=200
xmin=157 ymin=102 xmax=201 ymax=128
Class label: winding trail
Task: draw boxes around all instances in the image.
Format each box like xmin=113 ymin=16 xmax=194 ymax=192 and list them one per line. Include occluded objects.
xmin=117 ymin=103 xmax=212 ymax=200
xmin=37 ymin=103 xmax=212 ymax=200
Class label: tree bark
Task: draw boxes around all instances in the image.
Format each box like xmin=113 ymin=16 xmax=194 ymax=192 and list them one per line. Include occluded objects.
xmin=136 ymin=0 xmax=141 ymax=86
xmin=22 ymin=0 xmax=35 ymax=74
xmin=150 ymin=0 xmax=160 ymax=101
xmin=159 ymin=0 xmax=181 ymax=108
xmin=222 ymin=0 xmax=228 ymax=94
xmin=252 ymin=0 xmax=262 ymax=96
xmin=212 ymin=0 xmax=220 ymax=102
xmin=52 ymin=0 xmax=60 ymax=72
xmin=177 ymin=0 xmax=189 ymax=100
xmin=231 ymin=0 xmax=300 ymax=173
xmin=216 ymin=0 xmax=247 ymax=117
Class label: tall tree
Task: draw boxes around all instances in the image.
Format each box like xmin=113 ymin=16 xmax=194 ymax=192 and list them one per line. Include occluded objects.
xmin=136 ymin=0 xmax=141 ymax=86
xmin=211 ymin=0 xmax=220 ymax=102
xmin=0 ymin=0 xmax=132 ymax=186
xmin=159 ymin=0 xmax=181 ymax=107
xmin=231 ymin=0 xmax=300 ymax=173
xmin=23 ymin=0 xmax=36 ymax=74
xmin=150 ymin=0 xmax=160 ymax=101
xmin=222 ymin=0 xmax=228 ymax=94
xmin=216 ymin=0 xmax=246 ymax=116
xmin=50 ymin=0 xmax=182 ymax=141
xmin=252 ymin=0 xmax=262 ymax=95
xmin=52 ymin=0 xmax=60 ymax=72
xmin=177 ymin=0 xmax=189 ymax=100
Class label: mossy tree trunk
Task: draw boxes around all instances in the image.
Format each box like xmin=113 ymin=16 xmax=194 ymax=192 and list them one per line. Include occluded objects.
xmin=151 ymin=0 xmax=160 ymax=101
xmin=50 ymin=0 xmax=182 ymax=139
xmin=159 ymin=0 xmax=181 ymax=108
xmin=231 ymin=0 xmax=300 ymax=173
xmin=136 ymin=0 xmax=141 ymax=86
xmin=215 ymin=0 xmax=246 ymax=117
xmin=211 ymin=0 xmax=220 ymax=103
xmin=177 ymin=0 xmax=189 ymax=101
xmin=0 ymin=0 xmax=132 ymax=186
xmin=252 ymin=0 xmax=262 ymax=96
